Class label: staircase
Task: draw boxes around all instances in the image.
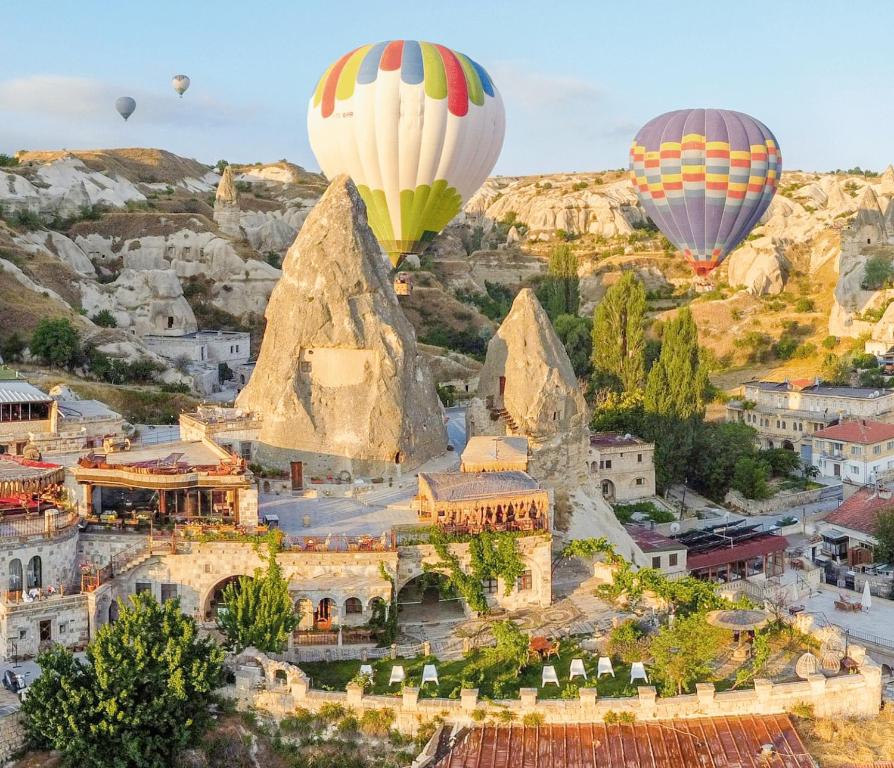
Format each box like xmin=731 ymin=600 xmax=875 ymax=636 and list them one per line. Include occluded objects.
xmin=492 ymin=407 xmax=520 ymax=435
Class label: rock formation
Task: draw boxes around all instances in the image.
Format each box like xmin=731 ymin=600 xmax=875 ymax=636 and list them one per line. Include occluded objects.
xmin=213 ymin=166 xmax=242 ymax=237
xmin=466 ymin=288 xmax=589 ymax=488
xmin=236 ymin=176 xmax=447 ymax=477
xmin=726 ymin=237 xmax=788 ymax=295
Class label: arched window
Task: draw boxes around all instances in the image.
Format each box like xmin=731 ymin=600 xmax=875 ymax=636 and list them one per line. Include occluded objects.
xmin=345 ymin=597 xmax=362 ymax=615
xmin=27 ymin=556 xmax=42 ymax=589
xmin=8 ymin=559 xmax=22 ymax=594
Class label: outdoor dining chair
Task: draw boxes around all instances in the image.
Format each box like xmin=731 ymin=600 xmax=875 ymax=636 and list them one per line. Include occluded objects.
xmin=388 ymin=665 xmax=405 ymax=686
xmin=541 ymin=665 xmax=559 ymax=687
xmin=630 ymin=661 xmax=649 ymax=684
xmin=569 ymin=658 xmax=587 ymax=681
xmin=421 ymin=664 xmax=439 ymax=686
xmin=359 ymin=664 xmax=373 ymax=678
xmin=597 ymin=657 xmax=615 ymax=678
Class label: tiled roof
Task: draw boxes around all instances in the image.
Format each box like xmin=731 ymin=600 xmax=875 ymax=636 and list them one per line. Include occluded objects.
xmin=746 ymin=380 xmax=894 ymax=400
xmin=420 ymin=471 xmax=540 ymax=502
xmin=686 ymin=534 xmax=788 ymax=571
xmin=0 ymin=380 xmax=52 ymax=405
xmin=432 ymin=716 xmax=814 ymax=768
xmin=822 ymin=487 xmax=894 ymax=537
xmin=812 ymin=420 xmax=894 ymax=444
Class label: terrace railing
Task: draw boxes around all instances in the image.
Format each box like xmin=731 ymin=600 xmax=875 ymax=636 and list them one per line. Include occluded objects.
xmin=0 ymin=509 xmax=80 ymax=540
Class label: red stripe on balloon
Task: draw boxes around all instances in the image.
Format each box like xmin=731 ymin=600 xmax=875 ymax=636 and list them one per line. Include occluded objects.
xmin=321 ymin=50 xmax=354 ymax=118
xmin=380 ymin=40 xmax=404 ymax=71
xmin=434 ymin=44 xmax=468 ymax=116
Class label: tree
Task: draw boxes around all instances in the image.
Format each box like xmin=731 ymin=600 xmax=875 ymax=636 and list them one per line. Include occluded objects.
xmin=760 ymin=447 xmax=801 ymax=477
xmin=22 ymin=593 xmax=223 ymax=768
xmin=875 ymin=508 xmax=894 ymax=564
xmin=553 ymin=313 xmax=593 ymax=378
xmin=538 ymin=244 xmax=579 ymax=318
xmin=218 ymin=533 xmax=299 ymax=652
xmin=90 ymin=309 xmax=117 ymax=328
xmin=731 ymin=456 xmax=771 ymax=499
xmin=643 ymin=307 xmax=707 ymax=488
xmin=484 ymin=620 xmax=530 ymax=674
xmin=30 ymin=317 xmax=81 ymax=369
xmin=862 ymin=254 xmax=894 ymax=290
xmin=649 ymin=613 xmax=728 ymax=696
xmin=689 ymin=421 xmax=759 ymax=500
xmin=0 ymin=332 xmax=26 ymax=363
xmin=591 ymin=271 xmax=646 ymax=393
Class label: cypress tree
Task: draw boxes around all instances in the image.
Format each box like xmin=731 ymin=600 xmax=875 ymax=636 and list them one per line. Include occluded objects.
xmin=643 ymin=307 xmax=707 ymax=489
xmin=539 ymin=244 xmax=580 ymax=318
xmin=591 ymin=271 xmax=646 ymax=393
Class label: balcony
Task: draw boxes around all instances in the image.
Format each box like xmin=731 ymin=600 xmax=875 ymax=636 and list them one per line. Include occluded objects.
xmin=0 ymin=509 xmax=80 ymax=541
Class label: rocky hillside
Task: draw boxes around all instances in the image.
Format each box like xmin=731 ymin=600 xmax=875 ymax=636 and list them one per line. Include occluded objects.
xmin=3 ymin=146 xmax=894 ymax=393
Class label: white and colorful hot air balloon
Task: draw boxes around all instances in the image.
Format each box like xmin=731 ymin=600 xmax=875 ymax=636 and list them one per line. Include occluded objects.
xmin=172 ymin=74 xmax=191 ymax=97
xmin=307 ymin=40 xmax=505 ymax=267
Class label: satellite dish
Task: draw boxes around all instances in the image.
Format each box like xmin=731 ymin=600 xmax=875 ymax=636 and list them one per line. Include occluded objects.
xmin=670 ymin=522 xmax=681 ymax=534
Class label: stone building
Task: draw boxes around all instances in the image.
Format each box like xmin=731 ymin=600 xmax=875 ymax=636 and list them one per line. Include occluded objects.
xmin=236 ymin=177 xmax=447 ymax=479
xmin=587 ymin=432 xmax=656 ymax=502
xmin=807 ymin=419 xmax=894 ymax=485
xmin=466 ymin=289 xmax=589 ymax=489
xmin=414 ymin=471 xmax=549 ymax=534
xmin=213 ymin=166 xmax=241 ymax=237
xmin=727 ymin=379 xmax=894 ymax=461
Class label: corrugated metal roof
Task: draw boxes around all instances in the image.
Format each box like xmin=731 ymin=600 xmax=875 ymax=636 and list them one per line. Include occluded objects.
xmin=420 ymin=471 xmax=540 ymax=502
xmin=433 ymin=716 xmax=815 ymax=768
xmin=0 ymin=380 xmax=52 ymax=405
xmin=686 ymin=535 xmax=788 ymax=571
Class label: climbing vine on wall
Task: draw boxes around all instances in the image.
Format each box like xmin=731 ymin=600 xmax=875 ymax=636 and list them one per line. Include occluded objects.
xmin=425 ymin=528 xmax=531 ymax=615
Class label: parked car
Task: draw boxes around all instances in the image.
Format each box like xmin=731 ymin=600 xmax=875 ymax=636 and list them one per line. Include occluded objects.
xmin=2 ymin=669 xmax=26 ymax=696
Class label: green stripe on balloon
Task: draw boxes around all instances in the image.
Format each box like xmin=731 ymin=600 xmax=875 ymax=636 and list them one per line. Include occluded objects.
xmin=456 ymin=53 xmax=484 ymax=106
xmin=356 ymin=184 xmax=395 ymax=247
xmin=420 ymin=42 xmax=447 ymax=100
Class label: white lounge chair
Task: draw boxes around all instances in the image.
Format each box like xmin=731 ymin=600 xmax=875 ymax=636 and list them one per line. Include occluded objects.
xmin=359 ymin=664 xmax=373 ymax=678
xmin=388 ymin=665 xmax=405 ymax=686
xmin=541 ymin=665 xmax=559 ymax=687
xmin=569 ymin=658 xmax=587 ymax=681
xmin=421 ymin=664 xmax=439 ymax=686
xmin=597 ymin=657 xmax=615 ymax=678
xmin=630 ymin=661 xmax=649 ymax=684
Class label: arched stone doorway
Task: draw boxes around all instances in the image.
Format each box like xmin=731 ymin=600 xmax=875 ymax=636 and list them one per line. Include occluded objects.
xmin=782 ymin=440 xmax=795 ymax=451
xmin=601 ymin=479 xmax=615 ymax=501
xmin=204 ymin=575 xmax=251 ymax=621
xmin=315 ymin=597 xmax=335 ymax=630
xmin=396 ymin=573 xmax=464 ymax=625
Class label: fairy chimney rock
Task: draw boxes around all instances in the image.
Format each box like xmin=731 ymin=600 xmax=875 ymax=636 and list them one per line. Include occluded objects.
xmin=235 ymin=175 xmax=447 ymax=477
xmin=214 ymin=166 xmax=241 ymax=237
xmin=466 ymin=288 xmax=589 ymax=488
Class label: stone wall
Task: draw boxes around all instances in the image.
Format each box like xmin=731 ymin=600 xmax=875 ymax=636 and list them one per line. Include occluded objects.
xmin=230 ymin=644 xmax=883 ymax=735
xmin=725 ymin=487 xmax=828 ymax=515
xmin=0 ymin=711 xmax=24 ymax=765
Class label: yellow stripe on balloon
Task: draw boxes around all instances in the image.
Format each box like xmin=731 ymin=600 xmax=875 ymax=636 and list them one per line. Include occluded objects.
xmin=335 ymin=45 xmax=372 ymax=101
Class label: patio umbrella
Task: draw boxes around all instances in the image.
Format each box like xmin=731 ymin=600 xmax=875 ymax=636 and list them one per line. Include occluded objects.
xmin=861 ymin=581 xmax=872 ymax=611
xmin=706 ymin=609 xmax=771 ymax=660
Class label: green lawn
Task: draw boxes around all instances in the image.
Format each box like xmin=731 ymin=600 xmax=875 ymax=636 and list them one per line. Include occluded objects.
xmin=299 ymin=640 xmax=644 ymax=701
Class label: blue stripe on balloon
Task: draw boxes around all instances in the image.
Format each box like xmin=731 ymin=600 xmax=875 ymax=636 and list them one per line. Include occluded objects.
xmin=470 ymin=59 xmax=495 ymax=97
xmin=357 ymin=41 xmax=388 ymax=84
xmin=401 ymin=40 xmax=424 ymax=84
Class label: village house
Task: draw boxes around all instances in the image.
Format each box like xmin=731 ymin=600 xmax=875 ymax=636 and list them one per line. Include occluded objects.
xmin=142 ymin=330 xmax=252 ymax=395
xmin=814 ymin=486 xmax=890 ymax=569
xmin=726 ymin=379 xmax=894 ymax=461
xmin=806 ymin=419 xmax=894 ymax=485
xmin=587 ymin=432 xmax=656 ymax=502
xmin=624 ymin=525 xmax=688 ymax=575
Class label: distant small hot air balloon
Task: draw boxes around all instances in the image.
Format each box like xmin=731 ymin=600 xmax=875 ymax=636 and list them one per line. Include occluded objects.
xmin=172 ymin=74 xmax=191 ymax=97
xmin=115 ymin=96 xmax=136 ymax=121
xmin=629 ymin=108 xmax=782 ymax=277
xmin=307 ymin=40 xmax=505 ymax=268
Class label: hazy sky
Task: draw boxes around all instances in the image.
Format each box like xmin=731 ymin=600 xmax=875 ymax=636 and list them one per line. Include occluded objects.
xmin=2 ymin=0 xmax=892 ymax=174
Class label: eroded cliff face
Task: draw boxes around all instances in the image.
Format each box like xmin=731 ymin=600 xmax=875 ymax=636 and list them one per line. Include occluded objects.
xmin=236 ymin=176 xmax=447 ymax=477
xmin=467 ymin=288 xmax=589 ymax=489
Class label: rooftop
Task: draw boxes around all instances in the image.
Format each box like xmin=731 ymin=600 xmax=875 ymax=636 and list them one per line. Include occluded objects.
xmin=461 ymin=436 xmax=528 ymax=467
xmin=0 ymin=454 xmax=64 ymax=484
xmin=625 ymin=524 xmax=685 ymax=553
xmin=0 ymin=380 xmax=52 ymax=405
xmin=590 ymin=431 xmax=649 ymax=448
xmin=79 ymin=439 xmax=234 ymax=471
xmin=686 ymin=534 xmax=788 ymax=571
xmin=812 ymin=419 xmax=894 ymax=444
xmin=57 ymin=399 xmax=122 ymax=421
xmin=432 ymin=716 xmax=814 ymax=768
xmin=420 ymin=471 xmax=540 ymax=502
xmin=822 ymin=486 xmax=893 ymax=538
xmin=745 ymin=380 xmax=894 ymax=400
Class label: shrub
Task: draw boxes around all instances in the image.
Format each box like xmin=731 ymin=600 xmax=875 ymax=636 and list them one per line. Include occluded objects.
xmin=317 ymin=702 xmax=349 ymax=724
xmin=336 ymin=715 xmax=359 ymax=736
xmin=31 ymin=317 xmax=81 ymax=369
xmin=822 ymin=335 xmax=838 ymax=349
xmin=794 ymin=297 xmax=815 ymax=312
xmin=608 ymin=620 xmax=650 ymax=664
xmin=862 ymin=254 xmax=894 ymax=290
xmin=471 ymin=708 xmax=488 ymax=723
xmin=280 ymin=708 xmax=317 ymax=735
xmin=604 ymin=711 xmax=636 ymax=724
xmin=359 ymin=708 xmax=395 ymax=737
xmin=13 ymin=209 xmax=43 ymax=229
xmin=90 ymin=309 xmax=117 ymax=328
xmin=521 ymin=713 xmax=545 ymax=727
xmin=0 ymin=153 xmax=19 ymax=167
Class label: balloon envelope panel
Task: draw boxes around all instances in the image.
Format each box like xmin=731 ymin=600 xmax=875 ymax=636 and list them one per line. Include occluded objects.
xmin=629 ymin=109 xmax=781 ymax=276
xmin=307 ymin=40 xmax=505 ymax=266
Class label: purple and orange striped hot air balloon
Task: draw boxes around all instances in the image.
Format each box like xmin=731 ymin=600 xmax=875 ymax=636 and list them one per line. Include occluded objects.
xmin=629 ymin=109 xmax=781 ymax=277
xmin=307 ymin=40 xmax=505 ymax=268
